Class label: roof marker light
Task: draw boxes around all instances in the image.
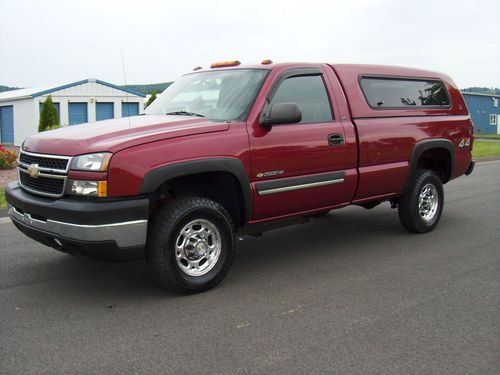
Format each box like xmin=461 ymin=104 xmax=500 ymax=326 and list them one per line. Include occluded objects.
xmin=193 ymin=66 xmax=203 ymax=71
xmin=210 ymin=60 xmax=241 ymax=68
xmin=261 ymin=59 xmax=273 ymax=65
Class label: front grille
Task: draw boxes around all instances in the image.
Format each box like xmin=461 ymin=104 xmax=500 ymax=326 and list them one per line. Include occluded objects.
xmin=18 ymin=151 xmax=71 ymax=197
xmin=19 ymin=171 xmax=65 ymax=196
xmin=19 ymin=153 xmax=69 ymax=171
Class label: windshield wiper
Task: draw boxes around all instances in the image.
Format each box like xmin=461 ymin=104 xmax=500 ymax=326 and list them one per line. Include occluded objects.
xmin=165 ymin=111 xmax=205 ymax=117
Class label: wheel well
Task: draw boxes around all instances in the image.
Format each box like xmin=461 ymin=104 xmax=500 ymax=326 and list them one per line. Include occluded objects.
xmin=416 ymin=148 xmax=452 ymax=183
xmin=149 ymin=172 xmax=245 ymax=227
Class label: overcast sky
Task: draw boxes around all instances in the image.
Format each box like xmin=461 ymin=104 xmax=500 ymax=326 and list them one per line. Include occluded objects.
xmin=1 ymin=0 xmax=499 ymax=89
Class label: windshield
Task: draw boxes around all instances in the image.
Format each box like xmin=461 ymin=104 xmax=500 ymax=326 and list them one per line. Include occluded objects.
xmin=145 ymin=69 xmax=268 ymax=121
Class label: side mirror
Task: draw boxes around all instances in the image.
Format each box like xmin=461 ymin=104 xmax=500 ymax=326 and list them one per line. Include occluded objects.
xmin=260 ymin=102 xmax=302 ymax=127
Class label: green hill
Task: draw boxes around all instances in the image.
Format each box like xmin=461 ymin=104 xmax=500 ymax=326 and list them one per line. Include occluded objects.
xmin=0 ymin=85 xmax=22 ymax=93
xmin=461 ymin=87 xmax=500 ymax=95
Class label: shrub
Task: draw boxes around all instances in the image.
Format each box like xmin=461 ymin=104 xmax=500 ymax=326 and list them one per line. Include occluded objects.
xmin=145 ymin=90 xmax=157 ymax=108
xmin=39 ymin=95 xmax=59 ymax=132
xmin=0 ymin=144 xmax=17 ymax=169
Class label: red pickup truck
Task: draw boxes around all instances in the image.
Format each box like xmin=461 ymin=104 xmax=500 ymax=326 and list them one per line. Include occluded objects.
xmin=6 ymin=61 xmax=474 ymax=293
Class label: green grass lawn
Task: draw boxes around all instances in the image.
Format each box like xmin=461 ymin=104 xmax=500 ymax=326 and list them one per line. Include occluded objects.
xmin=0 ymin=188 xmax=6 ymax=209
xmin=472 ymin=140 xmax=500 ymax=158
xmin=475 ymin=134 xmax=500 ymax=140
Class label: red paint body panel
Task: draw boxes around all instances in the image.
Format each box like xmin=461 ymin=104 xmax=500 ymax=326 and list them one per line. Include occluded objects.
xmin=23 ymin=115 xmax=229 ymax=155
xmin=246 ymin=64 xmax=358 ymax=220
xmin=68 ymin=171 xmax=107 ymax=181
xmin=353 ymin=115 xmax=473 ymax=199
xmin=19 ymin=62 xmax=474 ymax=227
xmin=354 ymin=162 xmax=409 ymax=201
xmin=107 ymin=123 xmax=251 ymax=197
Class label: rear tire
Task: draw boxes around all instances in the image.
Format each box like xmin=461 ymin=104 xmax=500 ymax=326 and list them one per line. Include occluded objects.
xmin=146 ymin=197 xmax=235 ymax=294
xmin=398 ymin=170 xmax=444 ymax=233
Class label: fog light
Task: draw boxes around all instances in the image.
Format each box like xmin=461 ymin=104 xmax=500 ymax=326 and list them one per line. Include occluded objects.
xmin=68 ymin=180 xmax=107 ymax=197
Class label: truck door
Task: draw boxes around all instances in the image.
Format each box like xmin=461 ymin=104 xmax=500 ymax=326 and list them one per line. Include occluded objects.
xmin=248 ymin=66 xmax=356 ymax=220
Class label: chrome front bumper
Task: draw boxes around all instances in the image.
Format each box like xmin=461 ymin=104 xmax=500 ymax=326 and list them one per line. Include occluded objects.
xmin=8 ymin=205 xmax=148 ymax=248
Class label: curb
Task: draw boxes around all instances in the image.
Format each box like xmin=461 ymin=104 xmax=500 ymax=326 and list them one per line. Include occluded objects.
xmin=476 ymin=156 xmax=500 ymax=163
xmin=0 ymin=208 xmax=8 ymax=219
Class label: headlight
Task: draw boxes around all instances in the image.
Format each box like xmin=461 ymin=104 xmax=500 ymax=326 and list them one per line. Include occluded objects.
xmin=71 ymin=153 xmax=112 ymax=171
xmin=68 ymin=180 xmax=108 ymax=197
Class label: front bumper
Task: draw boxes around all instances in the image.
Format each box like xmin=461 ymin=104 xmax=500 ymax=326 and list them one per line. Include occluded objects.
xmin=5 ymin=182 xmax=149 ymax=260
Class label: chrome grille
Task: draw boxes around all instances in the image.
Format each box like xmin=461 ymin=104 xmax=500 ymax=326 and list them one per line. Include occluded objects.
xmin=19 ymin=153 xmax=69 ymax=171
xmin=17 ymin=151 xmax=71 ymax=197
xmin=19 ymin=170 xmax=66 ymax=195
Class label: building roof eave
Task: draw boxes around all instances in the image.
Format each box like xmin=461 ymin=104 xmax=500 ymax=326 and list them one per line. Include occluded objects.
xmin=30 ymin=78 xmax=146 ymax=98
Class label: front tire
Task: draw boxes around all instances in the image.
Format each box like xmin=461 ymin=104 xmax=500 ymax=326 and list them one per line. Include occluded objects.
xmin=398 ymin=170 xmax=444 ymax=233
xmin=146 ymin=197 xmax=235 ymax=294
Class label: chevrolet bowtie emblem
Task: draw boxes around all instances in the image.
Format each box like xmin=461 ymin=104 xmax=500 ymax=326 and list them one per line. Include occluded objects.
xmin=27 ymin=163 xmax=40 ymax=178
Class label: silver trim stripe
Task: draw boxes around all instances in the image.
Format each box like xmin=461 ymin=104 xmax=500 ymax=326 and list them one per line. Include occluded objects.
xmin=258 ymin=178 xmax=345 ymax=196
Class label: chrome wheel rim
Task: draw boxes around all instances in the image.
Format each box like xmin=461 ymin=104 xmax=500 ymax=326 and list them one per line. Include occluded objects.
xmin=174 ymin=219 xmax=221 ymax=277
xmin=418 ymin=183 xmax=439 ymax=223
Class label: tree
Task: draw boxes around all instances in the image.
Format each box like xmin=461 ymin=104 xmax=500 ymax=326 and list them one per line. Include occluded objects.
xmin=38 ymin=95 xmax=59 ymax=132
xmin=145 ymin=90 xmax=157 ymax=108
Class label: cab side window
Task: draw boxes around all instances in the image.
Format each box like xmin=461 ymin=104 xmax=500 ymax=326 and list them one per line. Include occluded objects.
xmin=270 ymin=75 xmax=333 ymax=123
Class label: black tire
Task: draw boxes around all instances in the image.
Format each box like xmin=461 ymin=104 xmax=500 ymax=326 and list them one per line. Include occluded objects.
xmin=313 ymin=211 xmax=330 ymax=218
xmin=146 ymin=197 xmax=235 ymax=294
xmin=398 ymin=170 xmax=444 ymax=233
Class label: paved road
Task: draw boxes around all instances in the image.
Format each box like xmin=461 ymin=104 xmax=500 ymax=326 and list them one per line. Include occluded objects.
xmin=1 ymin=162 xmax=499 ymax=374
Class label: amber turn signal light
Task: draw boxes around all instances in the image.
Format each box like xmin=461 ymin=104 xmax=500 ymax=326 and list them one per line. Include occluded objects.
xmin=210 ymin=60 xmax=241 ymax=68
xmin=97 ymin=181 xmax=108 ymax=197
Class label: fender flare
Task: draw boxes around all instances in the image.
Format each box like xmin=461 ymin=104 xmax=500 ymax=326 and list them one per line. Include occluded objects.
xmin=140 ymin=158 xmax=252 ymax=223
xmin=404 ymin=138 xmax=455 ymax=192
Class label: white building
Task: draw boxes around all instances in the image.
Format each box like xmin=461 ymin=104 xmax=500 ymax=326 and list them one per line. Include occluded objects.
xmin=0 ymin=78 xmax=145 ymax=146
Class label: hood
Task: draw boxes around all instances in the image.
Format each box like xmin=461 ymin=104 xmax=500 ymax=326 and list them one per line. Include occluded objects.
xmin=23 ymin=115 xmax=229 ymax=156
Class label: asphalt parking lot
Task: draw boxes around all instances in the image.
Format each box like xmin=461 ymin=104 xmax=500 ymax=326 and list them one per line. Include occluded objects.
xmin=1 ymin=161 xmax=499 ymax=374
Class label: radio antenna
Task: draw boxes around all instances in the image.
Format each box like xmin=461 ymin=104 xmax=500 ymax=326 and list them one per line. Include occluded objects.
xmin=120 ymin=49 xmax=131 ymax=128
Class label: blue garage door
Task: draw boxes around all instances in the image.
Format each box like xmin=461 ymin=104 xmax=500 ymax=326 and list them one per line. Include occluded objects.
xmin=122 ymin=102 xmax=139 ymax=117
xmin=0 ymin=106 xmax=14 ymax=144
xmin=96 ymin=102 xmax=114 ymax=121
xmin=69 ymin=103 xmax=88 ymax=125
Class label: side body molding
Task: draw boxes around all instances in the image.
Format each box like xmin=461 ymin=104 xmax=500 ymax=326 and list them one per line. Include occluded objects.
xmin=140 ymin=158 xmax=252 ymax=222
xmin=405 ymin=138 xmax=455 ymax=192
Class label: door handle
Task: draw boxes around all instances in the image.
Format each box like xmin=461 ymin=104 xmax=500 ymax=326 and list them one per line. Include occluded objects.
xmin=328 ymin=134 xmax=344 ymax=146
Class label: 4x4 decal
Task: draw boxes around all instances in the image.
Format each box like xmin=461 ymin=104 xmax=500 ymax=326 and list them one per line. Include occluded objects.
xmin=458 ymin=138 xmax=471 ymax=148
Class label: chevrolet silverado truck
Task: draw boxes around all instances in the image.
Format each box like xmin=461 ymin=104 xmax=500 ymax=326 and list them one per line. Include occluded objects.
xmin=6 ymin=61 xmax=475 ymax=294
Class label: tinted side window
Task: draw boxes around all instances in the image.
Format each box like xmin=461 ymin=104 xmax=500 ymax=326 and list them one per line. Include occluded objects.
xmin=360 ymin=77 xmax=450 ymax=108
xmin=270 ymin=75 xmax=333 ymax=123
